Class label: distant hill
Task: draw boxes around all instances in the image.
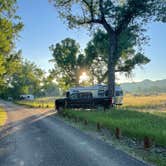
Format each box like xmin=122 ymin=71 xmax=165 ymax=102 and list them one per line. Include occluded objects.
xmin=121 ymin=79 xmax=166 ymax=94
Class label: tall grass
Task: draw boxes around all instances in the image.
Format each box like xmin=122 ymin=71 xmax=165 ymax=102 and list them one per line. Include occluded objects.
xmin=15 ymin=100 xmax=54 ymax=108
xmin=123 ymin=93 xmax=166 ymax=109
xmin=63 ymin=109 xmax=166 ymax=146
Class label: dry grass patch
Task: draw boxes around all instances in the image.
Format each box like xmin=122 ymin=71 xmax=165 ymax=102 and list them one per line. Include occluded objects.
xmin=0 ymin=107 xmax=7 ymax=126
xmin=123 ymin=93 xmax=166 ymax=109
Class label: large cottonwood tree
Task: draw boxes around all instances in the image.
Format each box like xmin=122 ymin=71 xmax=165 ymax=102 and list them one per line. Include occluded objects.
xmin=51 ymin=0 xmax=166 ymax=97
xmin=85 ymin=29 xmax=150 ymax=83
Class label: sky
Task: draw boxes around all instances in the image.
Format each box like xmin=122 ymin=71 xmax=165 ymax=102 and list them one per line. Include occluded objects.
xmin=16 ymin=0 xmax=166 ymax=83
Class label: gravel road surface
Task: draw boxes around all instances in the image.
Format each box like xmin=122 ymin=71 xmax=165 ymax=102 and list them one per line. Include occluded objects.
xmin=0 ymin=100 xmax=149 ymax=166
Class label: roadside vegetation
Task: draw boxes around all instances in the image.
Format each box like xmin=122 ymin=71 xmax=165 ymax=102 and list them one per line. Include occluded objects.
xmin=15 ymin=97 xmax=55 ymax=108
xmin=62 ymin=108 xmax=166 ymax=146
xmin=0 ymin=107 xmax=7 ymax=126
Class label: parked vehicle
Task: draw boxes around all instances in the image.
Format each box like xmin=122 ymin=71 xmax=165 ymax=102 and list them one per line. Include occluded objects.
xmin=55 ymin=84 xmax=123 ymax=112
xmin=20 ymin=94 xmax=34 ymax=100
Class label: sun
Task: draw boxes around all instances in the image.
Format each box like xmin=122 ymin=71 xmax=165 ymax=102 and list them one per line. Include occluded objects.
xmin=79 ymin=72 xmax=89 ymax=83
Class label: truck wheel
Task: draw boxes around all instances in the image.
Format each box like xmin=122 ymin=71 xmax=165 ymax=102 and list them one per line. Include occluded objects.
xmin=96 ymin=105 xmax=104 ymax=111
xmin=57 ymin=106 xmax=63 ymax=114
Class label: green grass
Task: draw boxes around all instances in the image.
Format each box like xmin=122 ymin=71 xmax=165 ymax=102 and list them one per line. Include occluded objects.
xmin=63 ymin=109 xmax=166 ymax=146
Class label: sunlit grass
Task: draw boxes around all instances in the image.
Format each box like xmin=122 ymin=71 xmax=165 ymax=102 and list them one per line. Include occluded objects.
xmin=63 ymin=109 xmax=166 ymax=146
xmin=0 ymin=107 xmax=7 ymax=126
xmin=15 ymin=100 xmax=55 ymax=108
xmin=123 ymin=93 xmax=166 ymax=109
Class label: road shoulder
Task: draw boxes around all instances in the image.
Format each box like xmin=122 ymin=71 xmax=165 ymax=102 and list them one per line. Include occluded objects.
xmin=57 ymin=114 xmax=165 ymax=166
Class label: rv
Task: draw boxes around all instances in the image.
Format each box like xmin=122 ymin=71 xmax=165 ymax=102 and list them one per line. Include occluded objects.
xmin=20 ymin=94 xmax=34 ymax=100
xmin=55 ymin=84 xmax=123 ymax=112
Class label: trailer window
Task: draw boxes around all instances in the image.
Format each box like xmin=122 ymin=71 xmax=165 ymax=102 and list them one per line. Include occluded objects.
xmin=98 ymin=90 xmax=105 ymax=96
xmin=105 ymin=90 xmax=108 ymax=96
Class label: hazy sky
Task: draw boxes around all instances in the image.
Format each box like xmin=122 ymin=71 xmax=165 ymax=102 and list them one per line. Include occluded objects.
xmin=16 ymin=0 xmax=166 ymax=83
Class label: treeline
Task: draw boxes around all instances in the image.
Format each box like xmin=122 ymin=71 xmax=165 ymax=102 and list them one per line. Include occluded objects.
xmin=49 ymin=32 xmax=150 ymax=91
xmin=1 ymin=0 xmax=164 ymax=99
xmin=0 ymin=50 xmax=60 ymax=99
xmin=0 ymin=0 xmax=59 ymax=99
xmin=121 ymin=79 xmax=166 ymax=95
xmin=0 ymin=51 xmax=59 ymax=99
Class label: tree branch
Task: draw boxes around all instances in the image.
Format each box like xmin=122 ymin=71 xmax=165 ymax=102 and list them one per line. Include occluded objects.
xmin=99 ymin=0 xmax=114 ymax=34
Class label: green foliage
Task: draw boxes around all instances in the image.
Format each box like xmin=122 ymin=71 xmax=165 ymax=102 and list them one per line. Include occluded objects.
xmin=50 ymin=38 xmax=87 ymax=91
xmin=41 ymin=76 xmax=60 ymax=96
xmin=9 ymin=60 xmax=45 ymax=98
xmin=121 ymin=79 xmax=166 ymax=95
xmin=0 ymin=0 xmax=24 ymax=98
xmin=85 ymin=29 xmax=150 ymax=83
xmin=51 ymin=0 xmax=165 ymax=97
xmin=0 ymin=51 xmax=47 ymax=99
xmin=0 ymin=0 xmax=23 ymax=55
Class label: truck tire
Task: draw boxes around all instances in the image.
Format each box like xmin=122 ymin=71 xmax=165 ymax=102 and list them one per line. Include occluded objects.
xmin=57 ymin=106 xmax=64 ymax=114
xmin=96 ymin=105 xmax=104 ymax=111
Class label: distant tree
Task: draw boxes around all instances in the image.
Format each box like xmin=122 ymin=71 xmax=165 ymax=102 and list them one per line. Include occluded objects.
xmin=41 ymin=77 xmax=60 ymax=97
xmin=0 ymin=50 xmax=23 ymax=98
xmin=6 ymin=59 xmax=45 ymax=99
xmin=50 ymin=38 xmax=87 ymax=91
xmin=51 ymin=0 xmax=166 ymax=97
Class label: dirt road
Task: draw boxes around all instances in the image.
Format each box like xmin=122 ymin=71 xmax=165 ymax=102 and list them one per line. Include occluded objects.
xmin=0 ymin=100 xmax=149 ymax=166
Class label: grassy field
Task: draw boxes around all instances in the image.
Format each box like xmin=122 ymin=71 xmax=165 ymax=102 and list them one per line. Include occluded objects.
xmin=123 ymin=93 xmax=166 ymax=110
xmin=15 ymin=93 xmax=166 ymax=110
xmin=63 ymin=108 xmax=166 ymax=146
xmin=0 ymin=107 xmax=7 ymax=126
xmin=61 ymin=94 xmax=166 ymax=146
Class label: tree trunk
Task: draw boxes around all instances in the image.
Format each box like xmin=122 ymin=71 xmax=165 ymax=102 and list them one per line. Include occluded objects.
xmin=75 ymin=69 xmax=80 ymax=86
xmin=108 ymin=33 xmax=117 ymax=98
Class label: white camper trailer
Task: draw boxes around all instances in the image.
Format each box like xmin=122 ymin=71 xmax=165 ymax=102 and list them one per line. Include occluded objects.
xmin=20 ymin=94 xmax=34 ymax=100
xmin=67 ymin=84 xmax=123 ymax=105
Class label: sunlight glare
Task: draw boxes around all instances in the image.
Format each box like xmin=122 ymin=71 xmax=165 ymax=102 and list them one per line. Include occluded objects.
xmin=79 ymin=72 xmax=89 ymax=83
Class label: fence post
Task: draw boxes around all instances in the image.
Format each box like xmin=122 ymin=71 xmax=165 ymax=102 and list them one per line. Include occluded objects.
xmin=84 ymin=119 xmax=88 ymax=125
xmin=115 ymin=128 xmax=121 ymax=139
xmin=144 ymin=136 xmax=151 ymax=149
xmin=97 ymin=122 xmax=101 ymax=130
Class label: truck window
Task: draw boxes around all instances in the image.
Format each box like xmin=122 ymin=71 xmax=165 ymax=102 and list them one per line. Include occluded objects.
xmin=70 ymin=93 xmax=78 ymax=99
xmin=79 ymin=93 xmax=92 ymax=99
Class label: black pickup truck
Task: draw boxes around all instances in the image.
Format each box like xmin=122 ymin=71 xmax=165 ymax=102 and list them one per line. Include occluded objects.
xmin=55 ymin=92 xmax=113 ymax=112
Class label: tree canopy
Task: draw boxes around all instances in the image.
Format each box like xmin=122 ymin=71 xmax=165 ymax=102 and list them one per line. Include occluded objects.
xmin=85 ymin=29 xmax=150 ymax=83
xmin=50 ymin=38 xmax=87 ymax=91
xmin=51 ymin=0 xmax=166 ymax=97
